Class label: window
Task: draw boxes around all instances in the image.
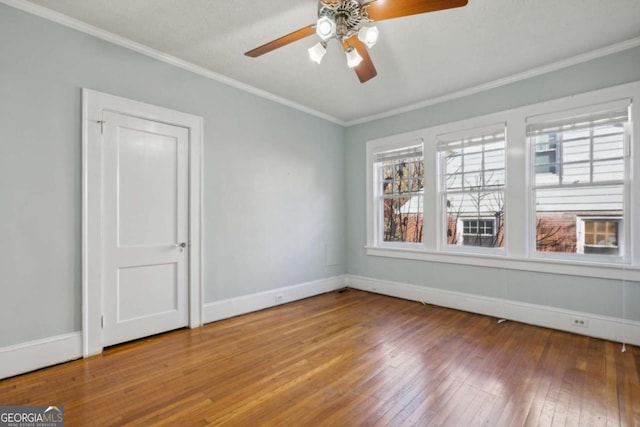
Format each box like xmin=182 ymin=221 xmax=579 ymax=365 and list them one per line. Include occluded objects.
xmin=577 ymin=217 xmax=620 ymax=255
xmin=438 ymin=125 xmax=506 ymax=250
xmin=462 ymin=218 xmax=496 ymax=245
xmin=528 ymin=101 xmax=629 ymax=258
xmin=366 ymin=82 xmax=639 ymax=279
xmin=372 ymin=142 xmax=424 ymax=245
xmin=534 ymin=133 xmax=558 ymax=174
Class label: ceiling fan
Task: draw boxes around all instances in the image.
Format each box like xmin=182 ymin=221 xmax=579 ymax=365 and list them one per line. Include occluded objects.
xmin=245 ymin=0 xmax=468 ymax=83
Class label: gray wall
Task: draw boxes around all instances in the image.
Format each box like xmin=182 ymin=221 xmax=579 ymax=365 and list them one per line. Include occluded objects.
xmin=345 ymin=46 xmax=640 ymax=322
xmin=1 ymin=1 xmax=638 ymax=350
xmin=0 ymin=4 xmax=345 ymax=347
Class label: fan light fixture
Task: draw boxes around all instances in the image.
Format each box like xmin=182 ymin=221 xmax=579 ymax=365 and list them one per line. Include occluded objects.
xmin=244 ymin=0 xmax=470 ymax=84
xmin=308 ymin=1 xmax=377 ymax=70
xmin=308 ymin=41 xmax=328 ymax=64
xmin=345 ymin=45 xmax=363 ymax=68
xmin=357 ymin=25 xmax=379 ymax=48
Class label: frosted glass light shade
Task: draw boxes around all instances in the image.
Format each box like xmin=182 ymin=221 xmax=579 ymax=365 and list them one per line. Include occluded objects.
xmin=345 ymin=46 xmax=363 ymax=68
xmin=358 ymin=25 xmax=379 ymax=48
xmin=316 ymin=16 xmax=335 ymax=41
xmin=308 ymin=42 xmax=327 ymax=64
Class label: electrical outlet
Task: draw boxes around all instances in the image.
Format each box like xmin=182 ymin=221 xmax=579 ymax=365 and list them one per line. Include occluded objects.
xmin=571 ymin=317 xmax=588 ymax=328
xmin=275 ymin=294 xmax=284 ymax=303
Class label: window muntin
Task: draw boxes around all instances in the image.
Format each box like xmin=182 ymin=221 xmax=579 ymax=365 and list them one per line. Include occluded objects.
xmin=439 ymin=126 xmax=506 ymax=250
xmin=373 ymin=144 xmax=424 ymax=244
xmin=458 ymin=217 xmax=499 ymax=247
xmin=528 ymin=105 xmax=628 ymax=257
xmin=585 ymin=220 xmax=618 ymax=247
xmin=577 ymin=217 xmax=621 ymax=255
xmin=463 ymin=219 xmax=495 ymax=236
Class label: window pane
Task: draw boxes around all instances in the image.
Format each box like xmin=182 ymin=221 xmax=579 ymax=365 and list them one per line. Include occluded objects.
xmin=534 ymin=134 xmax=560 ymax=185
xmin=375 ymin=147 xmax=424 ymax=245
xmin=446 ymin=173 xmax=463 ymax=190
xmin=444 ymin=151 xmax=462 ymax=173
xmin=535 ymin=186 xmax=623 ymax=254
xmin=446 ymin=191 xmax=504 ymax=248
xmin=440 ymin=126 xmax=506 ymax=250
xmin=562 ymin=161 xmax=591 ymax=183
xmin=484 ymin=149 xmax=505 ymax=170
xmin=485 ymin=169 xmax=505 ymax=187
xmin=562 ymin=138 xmax=590 ymax=163
xmin=462 ymin=171 xmax=482 ymax=188
xmin=464 ymin=152 xmax=483 ymax=173
xmin=382 ymin=196 xmax=423 ymax=243
xmin=593 ymin=132 xmax=624 ymax=161
xmin=593 ymin=159 xmax=624 ymax=182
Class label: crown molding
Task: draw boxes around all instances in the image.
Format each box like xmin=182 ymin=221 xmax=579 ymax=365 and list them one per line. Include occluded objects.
xmin=0 ymin=0 xmax=346 ymax=126
xmin=345 ymin=36 xmax=640 ymax=126
xmin=2 ymin=0 xmax=639 ymax=128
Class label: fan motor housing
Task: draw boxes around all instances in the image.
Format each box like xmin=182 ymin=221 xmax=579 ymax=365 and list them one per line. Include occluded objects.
xmin=318 ymin=0 xmax=368 ymax=39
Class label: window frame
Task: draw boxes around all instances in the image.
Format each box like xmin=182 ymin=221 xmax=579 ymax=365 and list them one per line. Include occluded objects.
xmin=365 ymin=81 xmax=640 ymax=282
xmin=437 ymin=123 xmax=507 ymax=254
xmin=367 ymin=138 xmax=425 ymax=250
xmin=526 ymin=99 xmax=630 ymax=264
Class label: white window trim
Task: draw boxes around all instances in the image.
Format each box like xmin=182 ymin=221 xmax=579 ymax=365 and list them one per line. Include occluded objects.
xmin=365 ymin=80 xmax=640 ymax=281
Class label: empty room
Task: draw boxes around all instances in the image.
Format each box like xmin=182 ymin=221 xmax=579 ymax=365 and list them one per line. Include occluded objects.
xmin=0 ymin=0 xmax=639 ymax=425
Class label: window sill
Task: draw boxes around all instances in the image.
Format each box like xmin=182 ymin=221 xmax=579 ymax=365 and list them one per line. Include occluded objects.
xmin=365 ymin=246 xmax=640 ymax=281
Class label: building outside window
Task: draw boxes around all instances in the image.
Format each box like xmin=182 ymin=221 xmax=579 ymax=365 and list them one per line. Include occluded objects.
xmin=534 ymin=133 xmax=558 ymax=174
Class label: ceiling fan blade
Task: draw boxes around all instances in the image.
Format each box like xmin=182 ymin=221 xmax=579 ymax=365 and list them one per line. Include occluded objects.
xmin=245 ymin=25 xmax=316 ymax=57
xmin=343 ymin=38 xmax=377 ymax=83
xmin=365 ymin=0 xmax=468 ymax=21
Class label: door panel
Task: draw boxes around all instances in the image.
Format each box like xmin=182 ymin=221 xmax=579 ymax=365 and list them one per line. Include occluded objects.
xmin=117 ymin=263 xmax=177 ymax=321
xmin=102 ymin=111 xmax=189 ymax=347
xmin=117 ymin=127 xmax=179 ymax=247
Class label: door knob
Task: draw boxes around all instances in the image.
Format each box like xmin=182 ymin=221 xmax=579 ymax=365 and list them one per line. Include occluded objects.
xmin=177 ymin=242 xmax=187 ymax=252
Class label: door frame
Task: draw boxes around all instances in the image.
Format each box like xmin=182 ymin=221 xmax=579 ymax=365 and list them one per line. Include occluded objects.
xmin=82 ymin=89 xmax=203 ymax=357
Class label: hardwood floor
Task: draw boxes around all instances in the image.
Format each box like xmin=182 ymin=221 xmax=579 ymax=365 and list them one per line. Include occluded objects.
xmin=1 ymin=289 xmax=639 ymax=426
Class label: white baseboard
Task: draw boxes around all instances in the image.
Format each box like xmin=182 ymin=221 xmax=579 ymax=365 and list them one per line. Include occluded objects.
xmin=0 ymin=332 xmax=82 ymax=380
xmin=204 ymin=275 xmax=347 ymax=324
xmin=3 ymin=273 xmax=632 ymax=380
xmin=346 ymin=274 xmax=640 ymax=347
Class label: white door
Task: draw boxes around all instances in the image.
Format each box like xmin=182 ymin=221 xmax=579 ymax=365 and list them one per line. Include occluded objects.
xmin=102 ymin=111 xmax=189 ymax=346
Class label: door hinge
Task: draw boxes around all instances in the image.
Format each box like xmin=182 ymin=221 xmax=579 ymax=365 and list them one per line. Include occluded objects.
xmin=101 ymin=315 xmax=104 ymax=328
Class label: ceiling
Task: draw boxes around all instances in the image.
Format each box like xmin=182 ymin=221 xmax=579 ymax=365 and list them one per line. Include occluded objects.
xmin=18 ymin=0 xmax=640 ymax=124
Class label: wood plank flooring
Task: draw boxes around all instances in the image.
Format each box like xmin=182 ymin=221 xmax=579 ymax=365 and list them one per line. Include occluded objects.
xmin=1 ymin=289 xmax=639 ymax=426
